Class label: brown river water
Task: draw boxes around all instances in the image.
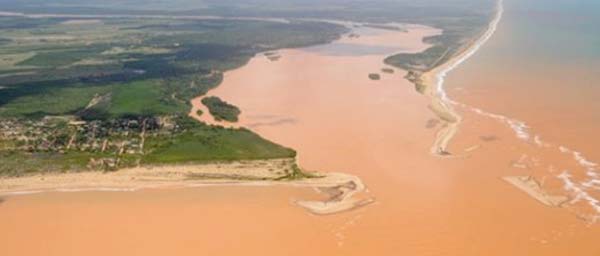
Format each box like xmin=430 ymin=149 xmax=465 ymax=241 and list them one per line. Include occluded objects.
xmin=2 ymin=2 xmax=600 ymax=254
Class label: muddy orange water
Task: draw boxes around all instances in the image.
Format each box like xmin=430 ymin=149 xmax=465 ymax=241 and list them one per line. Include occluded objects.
xmin=3 ymin=5 xmax=600 ymax=256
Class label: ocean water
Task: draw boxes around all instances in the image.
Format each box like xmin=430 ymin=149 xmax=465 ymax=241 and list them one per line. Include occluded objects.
xmin=505 ymin=0 xmax=600 ymax=62
xmin=446 ymin=0 xmax=600 ymax=222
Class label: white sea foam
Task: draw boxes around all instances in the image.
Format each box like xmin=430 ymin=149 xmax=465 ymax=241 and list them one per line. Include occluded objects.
xmin=574 ymin=151 xmax=598 ymax=169
xmin=431 ymin=0 xmax=600 ymax=221
xmin=558 ymin=172 xmax=599 ymax=207
xmin=533 ymin=135 xmax=549 ymax=147
xmin=433 ymin=0 xmax=541 ymax=145
xmin=468 ymin=107 xmax=600 ymax=220
xmin=466 ymin=106 xmax=533 ymax=142
xmin=558 ymin=171 xmax=600 ymax=222
xmin=507 ymin=119 xmax=530 ymax=140
xmin=582 ymin=179 xmax=600 ymax=189
xmin=434 ymin=0 xmax=504 ymax=104
xmin=557 ymin=146 xmax=599 ymax=179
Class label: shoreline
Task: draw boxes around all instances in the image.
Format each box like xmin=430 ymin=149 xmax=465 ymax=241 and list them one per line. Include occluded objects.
xmin=0 ymin=18 xmax=378 ymax=216
xmin=0 ymin=158 xmax=374 ymax=215
xmin=408 ymin=0 xmax=600 ymax=222
xmin=409 ymin=0 xmax=504 ymax=156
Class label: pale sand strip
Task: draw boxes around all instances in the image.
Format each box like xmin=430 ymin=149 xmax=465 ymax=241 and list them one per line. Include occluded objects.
xmin=503 ymin=176 xmax=569 ymax=207
xmin=295 ymin=174 xmax=375 ymax=215
xmin=0 ymin=158 xmax=373 ymax=215
xmin=411 ymin=0 xmax=504 ymax=156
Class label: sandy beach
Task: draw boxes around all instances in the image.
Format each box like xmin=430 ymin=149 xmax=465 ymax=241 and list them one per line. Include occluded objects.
xmin=414 ymin=0 xmax=504 ymax=156
xmin=0 ymin=158 xmax=373 ymax=215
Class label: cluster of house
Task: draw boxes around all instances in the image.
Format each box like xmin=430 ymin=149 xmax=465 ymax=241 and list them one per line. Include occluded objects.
xmin=0 ymin=115 xmax=177 ymax=156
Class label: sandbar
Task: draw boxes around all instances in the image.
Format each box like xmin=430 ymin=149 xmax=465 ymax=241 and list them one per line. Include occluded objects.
xmin=0 ymin=158 xmax=373 ymax=215
xmin=503 ymin=176 xmax=569 ymax=207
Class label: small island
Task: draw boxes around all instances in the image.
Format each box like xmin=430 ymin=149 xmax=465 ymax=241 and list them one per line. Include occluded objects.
xmin=264 ymin=52 xmax=281 ymax=61
xmin=347 ymin=33 xmax=360 ymax=39
xmin=201 ymin=96 xmax=241 ymax=122
xmin=368 ymin=73 xmax=381 ymax=80
xmin=381 ymin=68 xmax=395 ymax=74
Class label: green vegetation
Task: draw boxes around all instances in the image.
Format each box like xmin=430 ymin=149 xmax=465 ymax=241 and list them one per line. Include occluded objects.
xmin=276 ymin=163 xmax=322 ymax=181
xmin=364 ymin=24 xmax=407 ymax=32
xmin=201 ymin=96 xmax=241 ymax=122
xmin=17 ymin=47 xmax=109 ymax=67
xmin=385 ymin=44 xmax=451 ymax=72
xmin=143 ymin=122 xmax=295 ymax=164
xmin=1 ymin=0 xmax=496 ymax=73
xmin=0 ymin=115 xmax=296 ymax=177
xmin=0 ymin=17 xmax=344 ymax=119
xmin=381 ymin=68 xmax=394 ymax=74
xmin=108 ymin=79 xmax=183 ymax=117
xmin=384 ymin=9 xmax=495 ymax=72
xmin=0 ymin=52 xmax=35 ymax=69
xmin=0 ymin=83 xmax=111 ymax=118
xmin=0 ymin=127 xmax=296 ymax=177
xmin=0 ymin=0 xmax=497 ymax=175
xmin=0 ymin=151 xmax=103 ymax=177
xmin=0 ymin=15 xmax=343 ymax=175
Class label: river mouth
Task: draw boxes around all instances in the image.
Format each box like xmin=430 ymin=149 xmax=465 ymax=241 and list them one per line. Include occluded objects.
xmin=2 ymin=18 xmax=600 ymax=256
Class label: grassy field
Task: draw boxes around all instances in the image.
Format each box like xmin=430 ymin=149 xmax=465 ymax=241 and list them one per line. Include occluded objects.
xmin=0 ymin=52 xmax=36 ymax=70
xmin=143 ymin=124 xmax=295 ymax=164
xmin=108 ymin=79 xmax=185 ymax=117
xmin=17 ymin=47 xmax=109 ymax=67
xmin=0 ymin=151 xmax=110 ymax=177
xmin=0 ymin=83 xmax=111 ymax=118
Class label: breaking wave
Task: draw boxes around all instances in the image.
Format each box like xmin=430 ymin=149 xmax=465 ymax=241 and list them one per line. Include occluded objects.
xmin=434 ymin=0 xmax=600 ymax=222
